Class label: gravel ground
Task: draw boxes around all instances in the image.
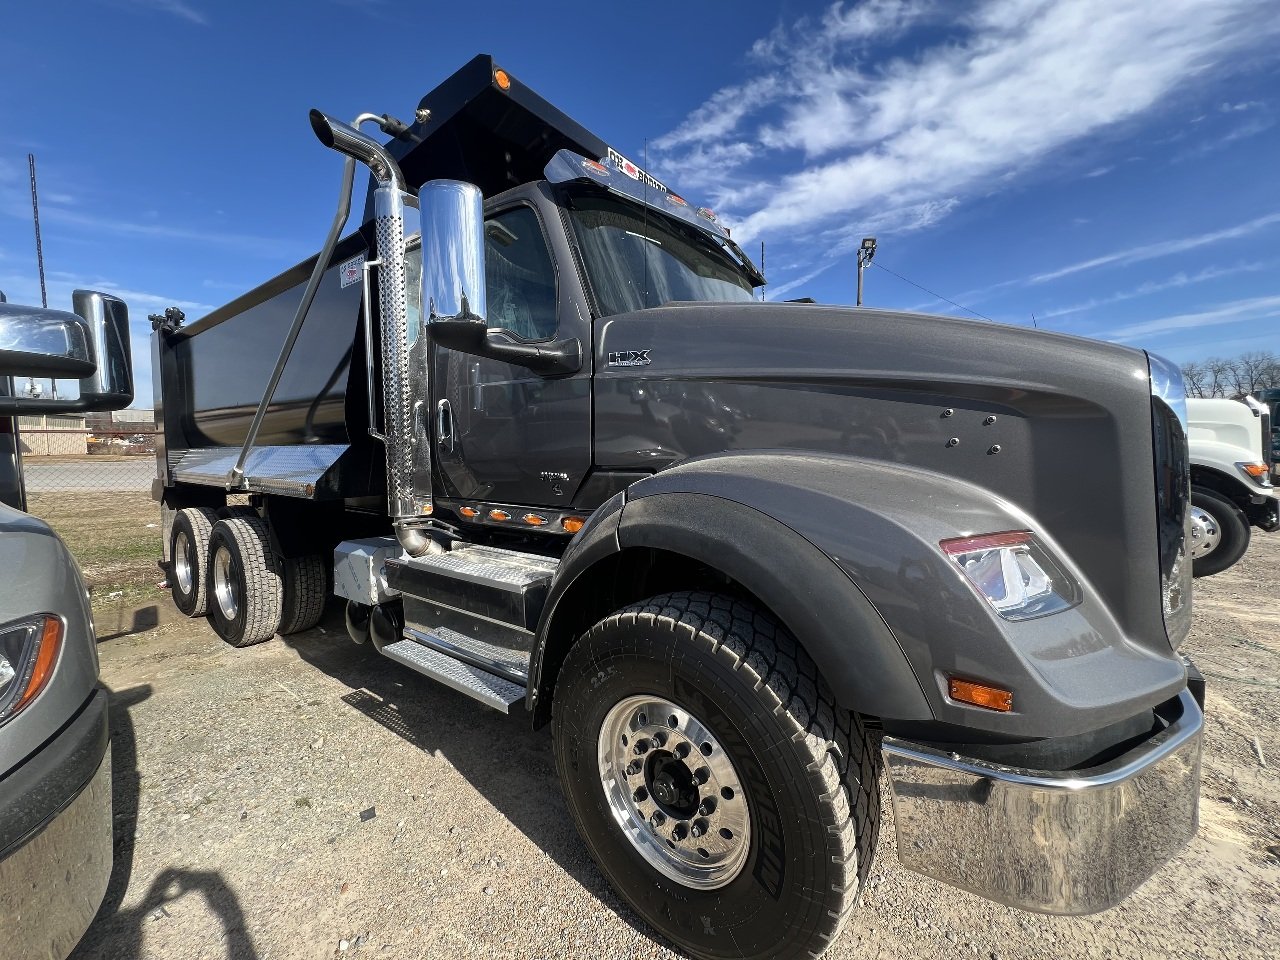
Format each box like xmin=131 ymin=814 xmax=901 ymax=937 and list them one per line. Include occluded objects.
xmin=61 ymin=530 xmax=1280 ymax=960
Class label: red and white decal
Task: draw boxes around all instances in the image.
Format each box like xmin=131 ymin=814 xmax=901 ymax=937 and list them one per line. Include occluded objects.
xmin=339 ymin=254 xmax=365 ymax=289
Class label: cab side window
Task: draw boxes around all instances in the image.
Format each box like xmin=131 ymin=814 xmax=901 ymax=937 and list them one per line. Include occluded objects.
xmin=485 ymin=207 xmax=557 ymax=342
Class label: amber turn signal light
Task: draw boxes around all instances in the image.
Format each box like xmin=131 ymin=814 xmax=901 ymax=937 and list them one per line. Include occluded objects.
xmin=14 ymin=617 xmax=63 ymax=715
xmin=494 ymin=68 xmax=512 ymax=91
xmin=947 ymin=677 xmax=1013 ymax=713
xmin=561 ymin=516 xmax=585 ymax=534
xmin=1239 ymin=462 xmax=1269 ymax=479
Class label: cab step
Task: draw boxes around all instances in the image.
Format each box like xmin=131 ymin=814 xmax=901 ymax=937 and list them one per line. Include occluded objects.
xmin=386 ymin=545 xmax=559 ymax=631
xmin=380 ymin=638 xmax=526 ymax=714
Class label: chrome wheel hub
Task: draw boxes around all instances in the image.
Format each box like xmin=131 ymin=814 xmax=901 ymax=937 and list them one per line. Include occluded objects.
xmin=598 ymin=695 xmax=750 ymax=889
xmin=1188 ymin=506 xmax=1221 ymax=559
xmin=212 ymin=545 xmax=240 ymax=621
xmin=174 ymin=530 xmax=194 ymax=594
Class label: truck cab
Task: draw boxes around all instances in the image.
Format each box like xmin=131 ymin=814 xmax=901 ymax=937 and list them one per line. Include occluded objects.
xmin=1185 ymin=396 xmax=1279 ymax=576
xmin=150 ymin=56 xmax=1205 ymax=960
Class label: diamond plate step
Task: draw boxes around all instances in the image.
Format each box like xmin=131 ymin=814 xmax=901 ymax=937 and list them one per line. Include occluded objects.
xmin=386 ymin=545 xmax=560 ymax=630
xmin=380 ymin=640 xmax=526 ymax=714
xmin=404 ymin=624 xmax=531 ymax=684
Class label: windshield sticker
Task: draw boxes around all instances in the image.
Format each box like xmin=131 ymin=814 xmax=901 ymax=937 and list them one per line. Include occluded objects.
xmin=607 ymin=147 xmax=667 ymax=193
xmin=339 ymin=254 xmax=365 ymax=288
xmin=582 ymin=158 xmax=610 ymax=176
xmin=696 ymin=207 xmax=718 ymax=223
xmin=667 ymin=193 xmax=688 ymax=207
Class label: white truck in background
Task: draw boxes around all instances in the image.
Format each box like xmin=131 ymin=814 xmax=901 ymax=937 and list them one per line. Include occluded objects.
xmin=1186 ymin=397 xmax=1278 ymax=576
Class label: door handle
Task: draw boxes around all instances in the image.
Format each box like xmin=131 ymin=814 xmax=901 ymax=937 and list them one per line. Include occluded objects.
xmin=437 ymin=399 xmax=454 ymax=452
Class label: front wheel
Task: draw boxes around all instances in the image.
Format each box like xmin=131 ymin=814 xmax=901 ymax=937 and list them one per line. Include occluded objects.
xmin=1190 ymin=486 xmax=1250 ymax=577
xmin=553 ymin=592 xmax=878 ymax=960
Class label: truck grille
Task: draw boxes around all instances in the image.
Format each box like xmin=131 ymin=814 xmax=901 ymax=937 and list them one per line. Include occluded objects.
xmin=1149 ymin=354 xmax=1191 ymax=648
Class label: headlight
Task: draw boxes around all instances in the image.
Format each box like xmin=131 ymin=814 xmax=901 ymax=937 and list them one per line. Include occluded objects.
xmin=939 ymin=531 xmax=1081 ymax=621
xmin=1237 ymin=462 xmax=1272 ymax=486
xmin=0 ymin=615 xmax=63 ymax=724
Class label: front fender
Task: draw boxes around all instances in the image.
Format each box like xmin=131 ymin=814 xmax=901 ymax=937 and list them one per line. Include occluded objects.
xmin=623 ymin=452 xmax=1186 ymax=738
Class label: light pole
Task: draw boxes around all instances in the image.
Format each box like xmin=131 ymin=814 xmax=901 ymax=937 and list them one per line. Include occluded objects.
xmin=856 ymin=237 xmax=876 ymax=306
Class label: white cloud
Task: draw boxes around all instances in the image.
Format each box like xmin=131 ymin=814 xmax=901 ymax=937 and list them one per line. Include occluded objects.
xmin=1037 ymin=262 xmax=1270 ymax=319
xmin=1029 ymin=211 xmax=1280 ymax=283
xmin=123 ymin=0 xmax=207 ymax=25
xmin=654 ymin=0 xmax=1278 ymax=289
xmin=1105 ymin=293 xmax=1280 ymax=340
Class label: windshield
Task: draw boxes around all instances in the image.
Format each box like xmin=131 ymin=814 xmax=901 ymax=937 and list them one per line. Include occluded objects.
xmin=566 ymin=193 xmax=756 ymax=317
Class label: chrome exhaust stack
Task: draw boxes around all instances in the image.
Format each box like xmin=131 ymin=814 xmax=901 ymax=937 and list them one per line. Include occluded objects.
xmin=310 ymin=110 xmax=433 ymax=552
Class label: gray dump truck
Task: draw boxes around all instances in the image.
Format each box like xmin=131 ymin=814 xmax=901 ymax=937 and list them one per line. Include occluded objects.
xmin=1 ymin=290 xmax=133 ymax=958
xmin=151 ymin=55 xmax=1204 ymax=960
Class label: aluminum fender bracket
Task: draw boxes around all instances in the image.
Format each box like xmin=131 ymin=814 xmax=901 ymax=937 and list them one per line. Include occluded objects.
xmin=883 ymin=688 xmax=1202 ymax=914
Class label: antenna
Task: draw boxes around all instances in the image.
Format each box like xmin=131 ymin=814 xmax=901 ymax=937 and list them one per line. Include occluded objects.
xmin=28 ymin=154 xmax=47 ymax=309
xmin=761 ymin=241 xmax=766 ymax=301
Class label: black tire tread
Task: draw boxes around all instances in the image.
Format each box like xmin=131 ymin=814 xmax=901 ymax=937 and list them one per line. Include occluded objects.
xmin=570 ymin=590 xmax=879 ymax=959
xmin=279 ymin=553 xmax=327 ymax=634
xmin=171 ymin=507 xmax=218 ymax=618
xmin=1191 ymin=486 xmax=1250 ymax=578
xmin=211 ymin=516 xmax=283 ymax=647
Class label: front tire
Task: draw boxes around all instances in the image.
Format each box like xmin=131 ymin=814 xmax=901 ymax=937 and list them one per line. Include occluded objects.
xmin=1190 ymin=486 xmax=1250 ymax=577
xmin=206 ymin=516 xmax=283 ymax=647
xmin=553 ymin=592 xmax=878 ymax=960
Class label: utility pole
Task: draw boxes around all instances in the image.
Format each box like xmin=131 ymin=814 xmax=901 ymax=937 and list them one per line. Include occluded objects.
xmin=28 ymin=154 xmax=47 ymax=309
xmin=856 ymin=237 xmax=876 ymax=306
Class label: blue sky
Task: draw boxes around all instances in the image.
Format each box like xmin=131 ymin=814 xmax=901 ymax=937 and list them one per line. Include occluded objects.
xmin=2 ymin=0 xmax=1278 ymax=407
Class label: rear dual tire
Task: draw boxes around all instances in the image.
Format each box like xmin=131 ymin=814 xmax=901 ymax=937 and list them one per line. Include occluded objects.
xmin=553 ymin=592 xmax=879 ymax=960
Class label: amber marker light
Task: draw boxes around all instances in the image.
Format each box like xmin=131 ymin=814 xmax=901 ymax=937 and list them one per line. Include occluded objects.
xmin=460 ymin=506 xmax=480 ymax=519
xmin=494 ymin=68 xmax=512 ymax=91
xmin=489 ymin=509 xmax=511 ymax=522
xmin=14 ymin=617 xmax=63 ymax=714
xmin=948 ymin=677 xmax=1013 ymax=713
xmin=561 ymin=517 xmax=586 ymax=534
xmin=1238 ymin=462 xmax=1270 ymax=479
xmin=522 ymin=514 xmax=548 ymax=526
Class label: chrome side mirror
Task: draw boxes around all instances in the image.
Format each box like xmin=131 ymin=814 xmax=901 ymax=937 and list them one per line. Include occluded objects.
xmin=420 ymin=180 xmax=487 ymax=326
xmin=0 ymin=290 xmax=134 ymax=414
xmin=0 ymin=302 xmax=94 ymax=379
xmin=73 ymin=290 xmax=134 ymax=410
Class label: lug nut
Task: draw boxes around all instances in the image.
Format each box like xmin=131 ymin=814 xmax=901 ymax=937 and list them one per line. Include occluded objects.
xmin=675 ymin=742 xmax=691 ymax=759
xmin=633 ymin=786 xmax=648 ymax=803
xmin=652 ymin=730 xmax=668 ymax=748
xmin=672 ymin=822 xmax=688 ymax=842
xmin=695 ymin=767 xmax=710 ymax=785
xmin=691 ymin=818 xmax=709 ymax=838
xmin=634 ymin=738 xmax=652 ymax=755
xmin=626 ymin=760 xmax=642 ymax=777
xmin=650 ymin=811 xmax=666 ymax=829
xmin=698 ymin=798 xmax=717 ymax=817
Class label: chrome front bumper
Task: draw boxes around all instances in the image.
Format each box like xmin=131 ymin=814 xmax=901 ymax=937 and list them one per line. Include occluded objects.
xmin=882 ymin=688 xmax=1202 ymax=915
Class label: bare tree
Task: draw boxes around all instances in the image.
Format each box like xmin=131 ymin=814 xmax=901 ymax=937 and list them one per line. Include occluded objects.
xmin=1181 ymin=361 xmax=1209 ymax=398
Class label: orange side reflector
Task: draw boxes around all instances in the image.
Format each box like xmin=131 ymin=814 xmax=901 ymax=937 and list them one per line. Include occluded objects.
xmin=460 ymin=506 xmax=480 ymax=518
xmin=15 ymin=617 xmax=62 ymax=713
xmin=494 ymin=68 xmax=512 ymax=91
xmin=948 ymin=677 xmax=1013 ymax=713
xmin=489 ymin=509 xmax=511 ymax=522
xmin=562 ymin=517 xmax=585 ymax=534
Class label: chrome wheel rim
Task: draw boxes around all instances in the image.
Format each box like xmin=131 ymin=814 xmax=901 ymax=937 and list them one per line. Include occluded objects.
xmin=174 ymin=530 xmax=194 ymax=594
xmin=212 ymin=545 xmax=240 ymax=621
xmin=1189 ymin=505 xmax=1221 ymax=559
xmin=597 ymin=695 xmax=750 ymax=889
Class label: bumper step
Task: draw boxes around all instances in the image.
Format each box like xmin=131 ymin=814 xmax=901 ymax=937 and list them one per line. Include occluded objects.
xmin=380 ymin=639 xmax=526 ymax=714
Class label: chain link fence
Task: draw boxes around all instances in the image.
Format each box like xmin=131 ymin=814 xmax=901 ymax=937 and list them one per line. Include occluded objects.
xmin=17 ymin=417 xmax=159 ymax=494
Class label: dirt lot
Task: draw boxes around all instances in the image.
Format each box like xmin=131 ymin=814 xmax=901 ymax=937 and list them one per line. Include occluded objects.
xmin=30 ymin=493 xmax=1280 ymax=959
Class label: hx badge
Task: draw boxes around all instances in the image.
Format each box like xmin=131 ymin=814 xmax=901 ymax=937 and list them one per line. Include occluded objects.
xmin=608 ymin=350 xmax=651 ymax=367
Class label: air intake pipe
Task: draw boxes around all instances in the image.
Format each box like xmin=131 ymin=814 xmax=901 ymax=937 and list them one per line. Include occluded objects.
xmin=310 ymin=110 xmax=436 ymax=554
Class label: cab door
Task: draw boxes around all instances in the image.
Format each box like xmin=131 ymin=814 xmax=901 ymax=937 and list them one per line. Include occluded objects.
xmin=431 ymin=193 xmax=592 ymax=508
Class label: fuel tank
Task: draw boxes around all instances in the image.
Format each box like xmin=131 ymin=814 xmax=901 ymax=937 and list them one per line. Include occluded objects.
xmin=594 ymin=302 xmax=1183 ymax=655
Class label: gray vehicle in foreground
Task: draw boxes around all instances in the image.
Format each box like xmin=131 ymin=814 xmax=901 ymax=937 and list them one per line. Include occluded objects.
xmin=0 ymin=290 xmax=133 ymax=958
xmin=151 ymin=56 xmax=1204 ymax=960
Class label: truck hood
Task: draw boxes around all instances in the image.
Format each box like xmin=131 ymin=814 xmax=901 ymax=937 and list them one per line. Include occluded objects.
xmin=594 ymin=301 xmax=1175 ymax=653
